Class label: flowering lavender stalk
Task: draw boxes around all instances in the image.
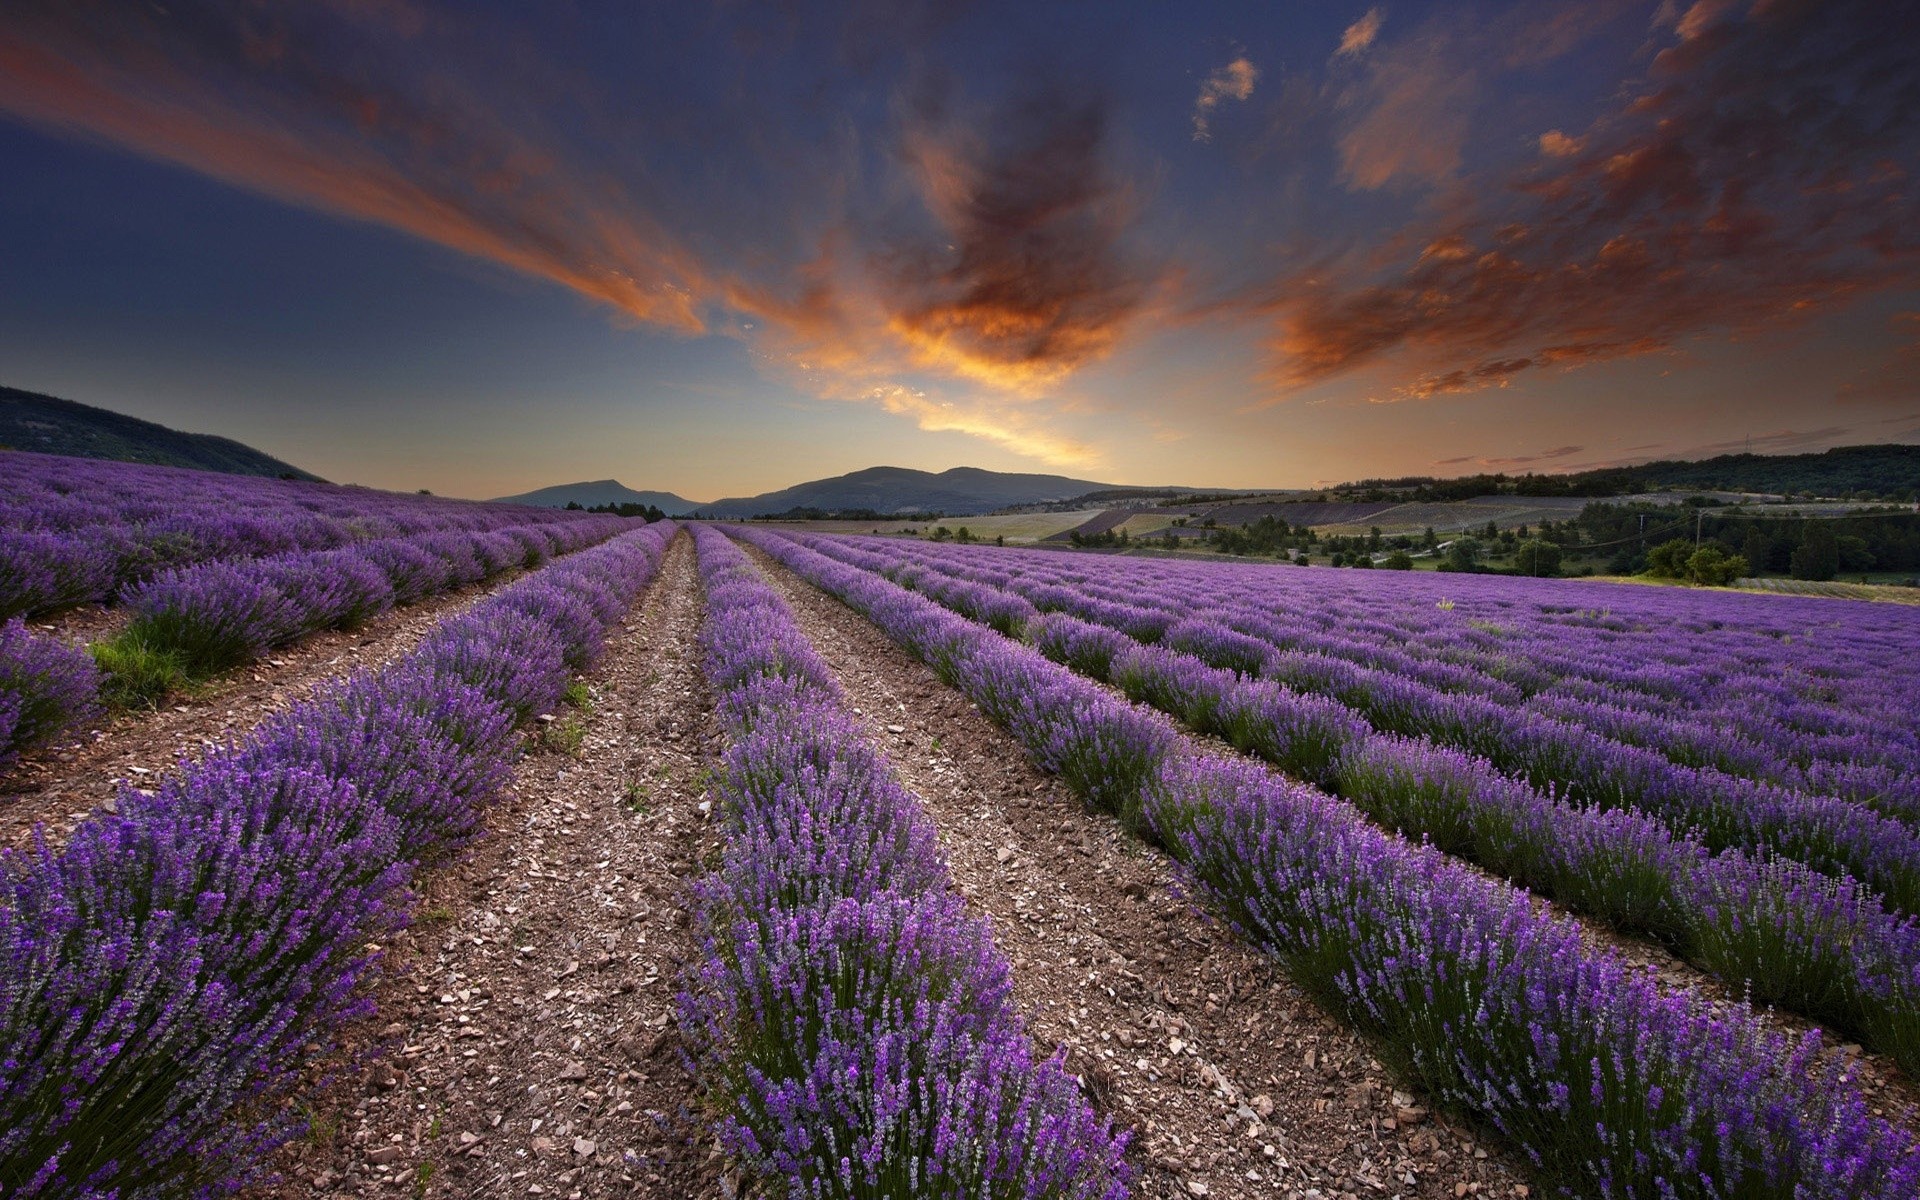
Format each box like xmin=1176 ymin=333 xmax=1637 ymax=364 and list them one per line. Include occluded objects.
xmin=732 ymin=526 xmax=1920 ymax=1199
xmin=0 ymin=619 xmax=102 ymax=768
xmin=0 ymin=448 xmax=642 ymax=618
xmin=1149 ymin=757 xmax=1920 ymax=1199
xmin=792 ymin=531 xmax=1920 ymax=1073
xmin=683 ymin=526 xmax=1128 ymax=1200
xmin=0 ymin=522 xmax=675 ymax=1197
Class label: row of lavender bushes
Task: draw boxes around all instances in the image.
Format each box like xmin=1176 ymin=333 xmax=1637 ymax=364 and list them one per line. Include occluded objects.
xmin=0 ymin=516 xmax=637 ymax=777
xmin=732 ymin=526 xmax=1920 ymax=1199
xmin=0 ymin=521 xmax=674 ymax=1198
xmin=109 ymin=515 xmax=634 ymax=678
xmin=1034 ymin=613 xmax=1920 ymax=1076
xmin=682 ymin=526 xmax=1127 ymax=1199
xmin=0 ymin=448 xmax=621 ymax=620
xmin=0 ymin=621 xmax=100 ymax=770
xmin=794 ymin=535 xmax=1920 ymax=1071
xmin=852 ymin=539 xmax=1920 ymax=901
xmin=841 ymin=536 xmax=1919 ymax=819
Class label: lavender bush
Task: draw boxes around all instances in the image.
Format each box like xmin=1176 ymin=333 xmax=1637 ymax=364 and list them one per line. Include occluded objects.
xmin=0 ymin=620 xmax=102 ymax=767
xmin=734 ymin=526 xmax=1920 ymax=1198
xmin=0 ymin=448 xmax=637 ymax=618
xmin=0 ymin=522 xmax=674 ymax=1197
xmin=797 ymin=531 xmax=1920 ymax=1072
xmin=683 ymin=526 xmax=1128 ymax=1200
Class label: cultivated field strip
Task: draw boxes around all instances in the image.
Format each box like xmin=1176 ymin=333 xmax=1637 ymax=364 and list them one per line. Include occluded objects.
xmin=681 ymin=526 xmax=1127 ymax=1196
xmin=852 ymin=537 xmax=1920 ymax=829
xmin=0 ymin=522 xmax=674 ymax=1197
xmin=269 ymin=531 xmax=723 ymax=1198
xmin=0 ymin=574 xmax=500 ymax=852
xmin=781 ymin=536 xmax=1920 ymax=1076
xmin=740 ymin=540 xmax=1536 ymax=1200
xmin=1 ymin=509 xmax=638 ymax=780
xmin=732 ymin=526 xmax=1920 ymax=1199
xmin=0 ymin=449 xmax=620 ymax=620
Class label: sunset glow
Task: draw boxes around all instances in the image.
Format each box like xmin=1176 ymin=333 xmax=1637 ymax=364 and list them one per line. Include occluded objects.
xmin=0 ymin=0 xmax=1913 ymax=496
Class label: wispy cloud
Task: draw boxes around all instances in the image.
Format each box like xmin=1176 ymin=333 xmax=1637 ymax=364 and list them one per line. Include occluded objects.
xmin=1192 ymin=56 xmax=1258 ymax=143
xmin=0 ymin=3 xmax=1159 ymax=467
xmin=1434 ymin=444 xmax=1585 ymax=468
xmin=0 ymin=5 xmax=716 ymax=331
xmin=1267 ymin=0 xmax=1920 ymax=399
xmin=1335 ymin=30 xmax=1474 ymax=190
xmin=1336 ymin=9 xmax=1385 ymax=58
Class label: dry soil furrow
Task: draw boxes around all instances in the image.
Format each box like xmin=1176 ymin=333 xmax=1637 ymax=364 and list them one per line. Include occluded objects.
xmin=1 ymin=573 xmax=522 ymax=851
xmin=747 ymin=545 xmax=1531 ymax=1200
xmin=265 ymin=533 xmax=723 ymax=1199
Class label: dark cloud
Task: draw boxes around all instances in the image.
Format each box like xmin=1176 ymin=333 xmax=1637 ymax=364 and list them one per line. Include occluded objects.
xmin=1268 ymin=0 xmax=1920 ymax=398
xmin=0 ymin=1 xmax=1150 ymax=461
xmin=1837 ymin=311 xmax=1920 ymax=405
xmin=1436 ymin=444 xmax=1587 ymax=467
xmin=1676 ymin=427 xmax=1856 ymax=457
xmin=881 ymin=82 xmax=1150 ymax=388
xmin=0 ymin=2 xmax=717 ymax=330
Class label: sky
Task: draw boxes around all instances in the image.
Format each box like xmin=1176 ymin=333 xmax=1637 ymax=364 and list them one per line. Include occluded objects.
xmin=1 ymin=0 xmax=1916 ymax=501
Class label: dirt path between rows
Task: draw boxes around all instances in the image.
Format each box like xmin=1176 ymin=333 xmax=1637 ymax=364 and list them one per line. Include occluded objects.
xmin=746 ymin=544 xmax=1531 ymax=1200
xmin=1 ymin=573 xmax=523 ymax=853
xmin=263 ymin=533 xmax=723 ymax=1200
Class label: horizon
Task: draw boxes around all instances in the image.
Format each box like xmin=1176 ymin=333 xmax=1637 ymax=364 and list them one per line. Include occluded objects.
xmin=2 ymin=1 xmax=1916 ymax=497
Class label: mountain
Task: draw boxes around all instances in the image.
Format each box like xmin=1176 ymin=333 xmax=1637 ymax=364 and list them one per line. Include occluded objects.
xmin=1596 ymin=444 xmax=1920 ymax=498
xmin=491 ymin=479 xmax=699 ymax=513
xmin=0 ymin=385 xmax=322 ymax=480
xmin=1339 ymin=443 xmax=1920 ymax=502
xmin=699 ymin=466 xmax=1129 ymax=517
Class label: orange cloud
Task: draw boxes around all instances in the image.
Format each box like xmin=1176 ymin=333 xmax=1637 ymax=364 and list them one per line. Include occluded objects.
xmin=0 ymin=5 xmax=1150 ymax=469
xmin=1336 ymin=34 xmax=1475 ymax=190
xmin=1538 ymin=129 xmax=1583 ymax=157
xmin=0 ymin=9 xmax=713 ymax=332
xmin=1337 ymin=9 xmax=1385 ymax=58
xmin=882 ymin=86 xmax=1151 ymax=395
xmin=1268 ymin=0 xmax=1920 ymax=400
xmin=1192 ymin=56 xmax=1258 ymax=142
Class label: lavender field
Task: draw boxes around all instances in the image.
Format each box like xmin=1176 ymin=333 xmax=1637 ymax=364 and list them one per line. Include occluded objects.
xmin=4 ymin=464 xmax=1920 ymax=1199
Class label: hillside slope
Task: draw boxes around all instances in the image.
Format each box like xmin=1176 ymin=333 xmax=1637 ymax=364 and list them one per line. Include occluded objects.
xmin=491 ymin=479 xmax=697 ymax=513
xmin=0 ymin=386 xmax=322 ymax=480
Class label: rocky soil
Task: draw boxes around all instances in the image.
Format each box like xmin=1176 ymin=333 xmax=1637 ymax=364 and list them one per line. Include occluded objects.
xmin=2 ymin=577 xmax=517 ymax=851
xmin=745 ymin=544 xmax=1535 ymax=1200
xmin=264 ymin=535 xmax=723 ymax=1199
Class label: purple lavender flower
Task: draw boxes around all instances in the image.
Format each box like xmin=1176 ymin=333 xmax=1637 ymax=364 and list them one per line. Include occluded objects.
xmin=0 ymin=619 xmax=101 ymax=766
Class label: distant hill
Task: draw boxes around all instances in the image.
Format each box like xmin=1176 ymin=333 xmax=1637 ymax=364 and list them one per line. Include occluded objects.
xmin=1339 ymin=443 xmax=1920 ymax=502
xmin=1602 ymin=444 xmax=1920 ymax=497
xmin=703 ymin=466 xmax=1141 ymax=518
xmin=491 ymin=479 xmax=698 ymax=513
xmin=499 ymin=466 xmax=1225 ymax=518
xmin=0 ymin=385 xmax=322 ymax=480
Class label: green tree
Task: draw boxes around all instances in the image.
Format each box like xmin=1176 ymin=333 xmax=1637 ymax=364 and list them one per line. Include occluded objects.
xmin=1441 ymin=537 xmax=1481 ymax=572
xmin=1838 ymin=534 xmax=1875 ymax=571
xmin=1685 ymin=547 xmax=1748 ymax=585
xmin=1382 ymin=550 xmax=1414 ymax=570
xmin=1741 ymin=528 xmax=1775 ymax=575
xmin=1514 ymin=539 xmax=1562 ymax=577
xmin=1791 ymin=525 xmax=1839 ymax=581
xmin=1646 ymin=538 xmax=1694 ymax=578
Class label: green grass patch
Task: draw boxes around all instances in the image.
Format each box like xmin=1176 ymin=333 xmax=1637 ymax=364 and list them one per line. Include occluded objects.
xmin=90 ymin=632 xmax=190 ymax=710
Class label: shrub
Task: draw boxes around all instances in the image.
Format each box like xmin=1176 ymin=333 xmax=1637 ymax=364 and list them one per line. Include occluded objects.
xmin=0 ymin=619 xmax=102 ymax=763
xmin=1685 ymin=546 xmax=1748 ymax=586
